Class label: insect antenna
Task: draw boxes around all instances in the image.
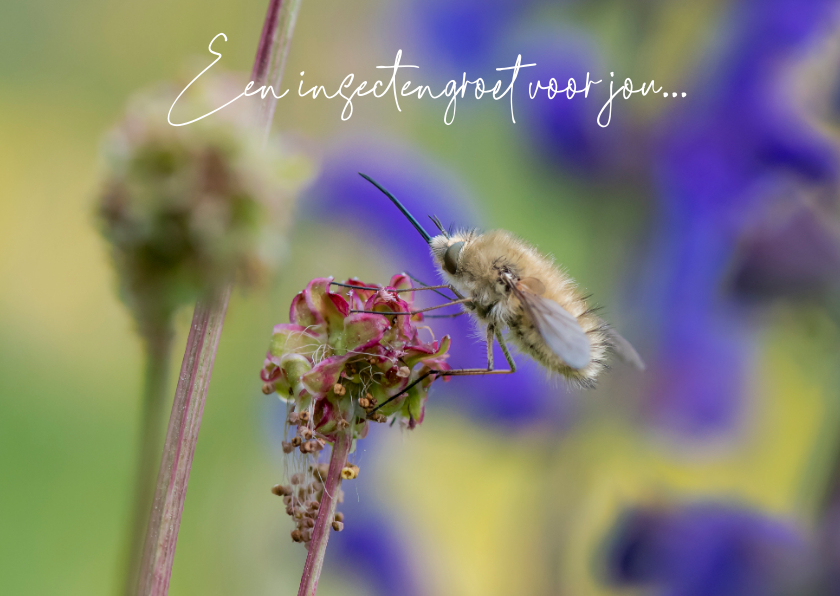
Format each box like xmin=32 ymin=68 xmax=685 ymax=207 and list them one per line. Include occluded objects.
xmin=429 ymin=215 xmax=449 ymax=238
xmin=358 ymin=173 xmax=432 ymax=244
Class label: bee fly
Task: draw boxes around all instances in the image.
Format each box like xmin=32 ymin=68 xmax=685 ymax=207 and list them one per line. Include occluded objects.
xmin=339 ymin=173 xmax=644 ymax=413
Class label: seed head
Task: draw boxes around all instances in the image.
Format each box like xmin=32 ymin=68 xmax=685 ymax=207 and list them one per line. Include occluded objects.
xmin=97 ymin=74 xmax=312 ymax=343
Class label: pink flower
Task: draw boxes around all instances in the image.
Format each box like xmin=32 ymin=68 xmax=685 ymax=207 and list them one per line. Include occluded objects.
xmin=261 ymin=275 xmax=451 ymax=440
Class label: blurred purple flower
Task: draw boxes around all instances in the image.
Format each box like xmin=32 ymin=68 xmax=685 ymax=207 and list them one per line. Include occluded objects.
xmin=299 ymin=140 xmax=566 ymax=427
xmin=728 ymin=197 xmax=840 ymax=302
xmin=512 ymin=29 xmax=633 ymax=176
xmin=402 ymin=0 xmax=538 ymax=71
xmin=817 ymin=499 xmax=840 ymax=595
xmin=604 ymin=503 xmax=811 ymax=596
xmin=640 ymin=205 xmax=755 ymax=434
xmin=328 ymin=496 xmax=422 ymax=596
xmin=640 ymin=0 xmax=840 ymax=435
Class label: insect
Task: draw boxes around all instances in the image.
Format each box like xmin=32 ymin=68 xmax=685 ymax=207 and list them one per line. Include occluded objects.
xmin=341 ymin=173 xmax=644 ymax=412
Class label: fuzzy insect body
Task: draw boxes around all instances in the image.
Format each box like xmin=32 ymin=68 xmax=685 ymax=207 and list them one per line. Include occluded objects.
xmin=357 ymin=173 xmax=643 ymax=393
xmin=431 ymin=229 xmax=614 ymax=387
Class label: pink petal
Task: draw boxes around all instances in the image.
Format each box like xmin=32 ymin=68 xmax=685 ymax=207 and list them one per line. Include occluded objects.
xmin=343 ymin=313 xmax=389 ymax=351
xmin=289 ymin=292 xmax=319 ymax=327
xmin=270 ymin=324 xmax=323 ymax=358
xmin=301 ymin=354 xmax=350 ymax=395
xmin=328 ymin=292 xmax=350 ymax=317
xmin=389 ymin=273 xmax=414 ymax=303
xmin=303 ymin=277 xmax=332 ymax=324
xmin=405 ymin=335 xmax=451 ymax=368
xmin=341 ymin=278 xmax=377 ymax=304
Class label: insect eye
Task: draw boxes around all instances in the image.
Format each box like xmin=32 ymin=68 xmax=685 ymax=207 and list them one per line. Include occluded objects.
xmin=443 ymin=241 xmax=464 ymax=275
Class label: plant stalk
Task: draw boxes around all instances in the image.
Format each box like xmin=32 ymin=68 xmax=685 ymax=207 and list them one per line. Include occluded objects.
xmin=132 ymin=0 xmax=303 ymax=592
xmin=136 ymin=286 xmax=231 ymax=596
xmin=120 ymin=325 xmax=173 ymax=596
xmin=297 ymin=430 xmax=352 ymax=596
xmin=252 ymin=0 xmax=303 ymax=135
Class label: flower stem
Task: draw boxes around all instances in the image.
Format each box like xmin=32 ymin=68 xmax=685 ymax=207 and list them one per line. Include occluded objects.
xmin=252 ymin=0 xmax=304 ymax=136
xmin=136 ymin=286 xmax=230 ymax=596
xmin=120 ymin=325 xmax=173 ymax=596
xmin=131 ymin=0 xmax=304 ymax=592
xmin=297 ymin=430 xmax=353 ymax=596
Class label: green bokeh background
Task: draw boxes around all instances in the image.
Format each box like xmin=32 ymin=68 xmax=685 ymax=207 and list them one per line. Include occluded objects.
xmin=2 ymin=1 xmax=839 ymax=594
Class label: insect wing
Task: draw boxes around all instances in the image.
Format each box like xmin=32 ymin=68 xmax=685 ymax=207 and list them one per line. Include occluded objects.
xmin=513 ymin=284 xmax=591 ymax=370
xmin=602 ymin=324 xmax=645 ymax=371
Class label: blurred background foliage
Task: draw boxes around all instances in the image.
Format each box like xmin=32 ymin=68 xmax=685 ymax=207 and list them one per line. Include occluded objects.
xmin=3 ymin=0 xmax=840 ymax=595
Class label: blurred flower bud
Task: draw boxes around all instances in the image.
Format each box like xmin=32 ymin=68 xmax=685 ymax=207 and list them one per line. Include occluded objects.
xmin=96 ymin=73 xmax=313 ymax=340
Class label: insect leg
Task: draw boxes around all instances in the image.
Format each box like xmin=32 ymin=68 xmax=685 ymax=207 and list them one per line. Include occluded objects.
xmin=369 ymin=370 xmax=434 ymax=414
xmin=405 ymin=272 xmax=462 ymax=300
xmin=486 ymin=324 xmax=495 ymax=369
xmin=368 ymin=326 xmax=515 ymax=417
xmin=424 ymin=312 xmax=467 ymax=319
xmin=329 ymin=281 xmax=451 ymax=293
xmin=429 ymin=326 xmax=517 ymax=377
xmin=495 ymin=328 xmax=517 ymax=373
xmin=350 ymin=297 xmax=472 ymax=316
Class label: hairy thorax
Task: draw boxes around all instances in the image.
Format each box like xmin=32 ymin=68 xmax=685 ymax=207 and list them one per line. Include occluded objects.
xmin=432 ymin=229 xmax=611 ymax=387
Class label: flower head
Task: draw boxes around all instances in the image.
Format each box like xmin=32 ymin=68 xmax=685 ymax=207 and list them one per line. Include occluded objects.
xmin=264 ymin=275 xmax=451 ymax=545
xmin=262 ymin=274 xmax=451 ymax=440
xmin=97 ymin=73 xmax=312 ymax=340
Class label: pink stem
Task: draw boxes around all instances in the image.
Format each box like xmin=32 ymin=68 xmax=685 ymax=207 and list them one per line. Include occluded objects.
xmin=251 ymin=0 xmax=282 ymax=84
xmin=136 ymin=286 xmax=230 ymax=596
xmin=251 ymin=0 xmax=303 ymax=134
xmin=297 ymin=430 xmax=353 ymax=596
xmin=133 ymin=0 xmax=303 ymax=592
